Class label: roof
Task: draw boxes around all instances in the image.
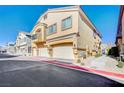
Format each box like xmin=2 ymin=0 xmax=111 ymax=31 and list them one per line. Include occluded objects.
xmin=15 ymin=31 xmax=31 ymax=41
xmin=19 ymin=31 xmax=31 ymax=35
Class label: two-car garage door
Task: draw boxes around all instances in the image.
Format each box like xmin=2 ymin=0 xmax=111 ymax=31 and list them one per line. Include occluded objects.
xmin=33 ymin=48 xmax=49 ymax=57
xmin=53 ymin=46 xmax=74 ymax=59
xmin=33 ymin=46 xmax=74 ymax=59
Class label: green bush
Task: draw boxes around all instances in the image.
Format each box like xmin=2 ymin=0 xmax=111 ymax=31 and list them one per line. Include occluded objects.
xmin=108 ymin=47 xmax=119 ymax=57
xmin=95 ymin=53 xmax=102 ymax=57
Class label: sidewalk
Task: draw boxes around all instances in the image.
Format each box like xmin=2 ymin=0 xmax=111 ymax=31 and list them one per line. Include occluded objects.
xmin=80 ymin=55 xmax=124 ymax=74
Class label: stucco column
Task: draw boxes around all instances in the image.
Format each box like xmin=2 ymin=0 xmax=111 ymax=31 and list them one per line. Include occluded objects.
xmin=47 ymin=45 xmax=53 ymax=58
xmin=86 ymin=45 xmax=89 ymax=57
xmin=73 ymin=48 xmax=82 ymax=63
xmin=73 ymin=34 xmax=81 ymax=63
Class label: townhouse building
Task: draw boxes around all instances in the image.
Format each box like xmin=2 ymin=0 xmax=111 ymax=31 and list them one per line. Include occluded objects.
xmin=31 ymin=6 xmax=101 ymax=62
xmin=101 ymin=43 xmax=114 ymax=55
xmin=15 ymin=32 xmax=32 ymax=56
xmin=0 ymin=46 xmax=7 ymax=54
xmin=116 ymin=5 xmax=124 ymax=55
xmin=6 ymin=42 xmax=16 ymax=55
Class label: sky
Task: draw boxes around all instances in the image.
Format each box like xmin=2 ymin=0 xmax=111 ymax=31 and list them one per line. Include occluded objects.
xmin=0 ymin=5 xmax=120 ymax=46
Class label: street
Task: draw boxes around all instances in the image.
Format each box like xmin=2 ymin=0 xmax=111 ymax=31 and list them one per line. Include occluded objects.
xmin=0 ymin=54 xmax=124 ymax=87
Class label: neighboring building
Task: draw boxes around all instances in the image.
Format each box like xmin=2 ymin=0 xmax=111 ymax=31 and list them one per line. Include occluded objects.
xmin=116 ymin=5 xmax=124 ymax=55
xmin=31 ymin=6 xmax=102 ymax=62
xmin=101 ymin=43 xmax=115 ymax=55
xmin=0 ymin=46 xmax=7 ymax=54
xmin=15 ymin=32 xmax=32 ymax=56
xmin=6 ymin=42 xmax=16 ymax=55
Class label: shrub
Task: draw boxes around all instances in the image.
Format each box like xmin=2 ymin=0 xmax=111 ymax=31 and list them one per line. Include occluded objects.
xmin=108 ymin=47 xmax=119 ymax=57
xmin=95 ymin=53 xmax=102 ymax=57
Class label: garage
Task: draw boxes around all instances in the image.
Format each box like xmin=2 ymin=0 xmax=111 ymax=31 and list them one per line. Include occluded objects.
xmin=53 ymin=46 xmax=74 ymax=59
xmin=39 ymin=48 xmax=49 ymax=57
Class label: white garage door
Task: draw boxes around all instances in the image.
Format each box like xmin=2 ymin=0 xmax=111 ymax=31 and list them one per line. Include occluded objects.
xmin=39 ymin=48 xmax=49 ymax=57
xmin=53 ymin=46 xmax=74 ymax=59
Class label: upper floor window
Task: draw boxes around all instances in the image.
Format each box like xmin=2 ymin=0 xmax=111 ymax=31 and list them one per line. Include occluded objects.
xmin=44 ymin=14 xmax=47 ymax=20
xmin=24 ymin=37 xmax=27 ymax=42
xmin=20 ymin=37 xmax=27 ymax=44
xmin=36 ymin=29 xmax=41 ymax=33
xmin=62 ymin=16 xmax=72 ymax=31
xmin=93 ymin=32 xmax=96 ymax=39
xmin=32 ymin=34 xmax=37 ymax=40
xmin=47 ymin=23 xmax=57 ymax=35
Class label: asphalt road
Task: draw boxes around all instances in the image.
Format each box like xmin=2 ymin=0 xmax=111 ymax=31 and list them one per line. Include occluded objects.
xmin=0 ymin=53 xmax=17 ymax=58
xmin=0 ymin=54 xmax=124 ymax=87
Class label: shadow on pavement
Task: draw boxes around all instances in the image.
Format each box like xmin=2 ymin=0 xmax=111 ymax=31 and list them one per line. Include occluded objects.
xmin=0 ymin=54 xmax=18 ymax=58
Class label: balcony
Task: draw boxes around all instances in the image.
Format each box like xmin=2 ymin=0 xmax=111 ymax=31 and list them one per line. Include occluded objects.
xmin=32 ymin=34 xmax=43 ymax=43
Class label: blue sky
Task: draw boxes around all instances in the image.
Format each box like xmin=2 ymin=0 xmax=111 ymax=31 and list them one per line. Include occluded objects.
xmin=0 ymin=5 xmax=120 ymax=46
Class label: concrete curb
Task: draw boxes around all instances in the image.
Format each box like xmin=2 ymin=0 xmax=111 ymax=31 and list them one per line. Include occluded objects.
xmin=39 ymin=59 xmax=124 ymax=84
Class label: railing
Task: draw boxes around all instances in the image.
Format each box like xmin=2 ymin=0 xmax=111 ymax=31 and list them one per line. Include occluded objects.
xmin=32 ymin=34 xmax=42 ymax=41
xmin=32 ymin=34 xmax=37 ymax=40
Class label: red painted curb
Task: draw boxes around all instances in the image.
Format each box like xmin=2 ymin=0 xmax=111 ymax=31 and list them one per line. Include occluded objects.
xmin=41 ymin=60 xmax=124 ymax=79
xmin=30 ymin=57 xmax=124 ymax=79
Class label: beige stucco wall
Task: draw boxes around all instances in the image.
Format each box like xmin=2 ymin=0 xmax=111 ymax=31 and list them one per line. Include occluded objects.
xmin=31 ymin=23 xmax=47 ymax=48
xmin=36 ymin=10 xmax=80 ymax=58
xmin=78 ymin=14 xmax=95 ymax=50
xmin=77 ymin=13 xmax=101 ymax=56
xmin=44 ymin=11 xmax=79 ymax=40
xmin=32 ymin=24 xmax=46 ymax=41
xmin=95 ymin=33 xmax=101 ymax=49
xmin=30 ymin=6 xmax=102 ymax=59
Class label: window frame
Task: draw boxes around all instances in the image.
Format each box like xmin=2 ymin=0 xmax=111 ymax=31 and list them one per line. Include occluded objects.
xmin=93 ymin=32 xmax=97 ymax=39
xmin=47 ymin=23 xmax=57 ymax=36
xmin=44 ymin=14 xmax=47 ymax=20
xmin=61 ymin=16 xmax=72 ymax=31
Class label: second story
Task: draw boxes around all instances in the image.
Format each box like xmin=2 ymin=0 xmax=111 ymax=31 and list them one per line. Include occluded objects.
xmin=31 ymin=6 xmax=80 ymax=44
xmin=31 ymin=23 xmax=47 ymax=44
xmin=31 ymin=6 xmax=101 ymax=45
xmin=15 ymin=32 xmax=31 ymax=47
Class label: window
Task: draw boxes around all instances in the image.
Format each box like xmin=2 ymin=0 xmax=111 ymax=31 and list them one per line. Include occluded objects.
xmin=32 ymin=34 xmax=37 ymax=40
xmin=47 ymin=23 xmax=57 ymax=35
xmin=93 ymin=32 xmax=96 ymax=39
xmin=62 ymin=16 xmax=72 ymax=30
xmin=28 ymin=47 xmax=31 ymax=53
xmin=24 ymin=37 xmax=27 ymax=42
xmin=36 ymin=29 xmax=41 ymax=33
xmin=44 ymin=14 xmax=47 ymax=20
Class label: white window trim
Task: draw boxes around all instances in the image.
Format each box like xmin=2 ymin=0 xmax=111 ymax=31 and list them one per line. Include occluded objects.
xmin=47 ymin=23 xmax=57 ymax=36
xmin=62 ymin=16 xmax=72 ymax=31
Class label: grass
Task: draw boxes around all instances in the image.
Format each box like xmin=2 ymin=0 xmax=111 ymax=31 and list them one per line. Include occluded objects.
xmin=116 ymin=61 xmax=124 ymax=68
